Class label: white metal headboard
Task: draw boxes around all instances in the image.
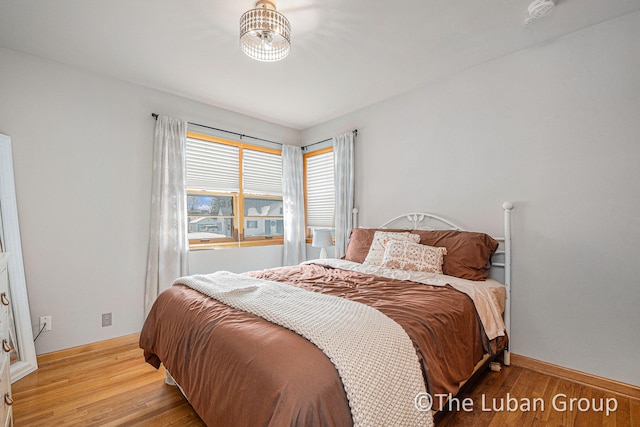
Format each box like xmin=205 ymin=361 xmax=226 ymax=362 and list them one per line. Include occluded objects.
xmin=378 ymin=212 xmax=464 ymax=231
xmin=352 ymin=202 xmax=513 ymax=365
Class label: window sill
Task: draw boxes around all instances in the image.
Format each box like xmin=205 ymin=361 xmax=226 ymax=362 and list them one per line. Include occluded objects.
xmin=189 ymin=240 xmax=284 ymax=251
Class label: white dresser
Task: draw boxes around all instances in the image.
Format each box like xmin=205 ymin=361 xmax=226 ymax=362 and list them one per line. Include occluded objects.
xmin=0 ymin=253 xmax=13 ymax=427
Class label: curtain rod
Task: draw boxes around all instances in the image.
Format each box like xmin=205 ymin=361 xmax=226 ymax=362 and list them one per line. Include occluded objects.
xmin=301 ymin=129 xmax=358 ymax=152
xmin=151 ymin=113 xmax=357 ymax=150
xmin=151 ymin=113 xmax=282 ymax=146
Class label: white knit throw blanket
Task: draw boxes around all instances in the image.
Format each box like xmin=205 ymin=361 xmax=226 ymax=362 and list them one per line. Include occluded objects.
xmin=174 ymin=272 xmax=433 ymax=427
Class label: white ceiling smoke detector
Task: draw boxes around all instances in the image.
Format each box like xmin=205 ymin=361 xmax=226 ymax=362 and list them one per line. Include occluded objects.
xmin=526 ymin=0 xmax=556 ymax=25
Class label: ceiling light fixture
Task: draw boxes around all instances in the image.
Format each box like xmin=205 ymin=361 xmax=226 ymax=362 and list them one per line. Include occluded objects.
xmin=240 ymin=0 xmax=291 ymax=62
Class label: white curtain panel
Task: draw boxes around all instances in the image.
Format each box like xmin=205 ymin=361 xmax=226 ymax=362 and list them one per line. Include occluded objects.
xmin=144 ymin=115 xmax=189 ymax=317
xmin=333 ymin=132 xmax=355 ymax=259
xmin=282 ymin=144 xmax=307 ymax=266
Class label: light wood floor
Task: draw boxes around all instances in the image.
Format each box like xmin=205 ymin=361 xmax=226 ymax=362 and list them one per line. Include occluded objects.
xmin=12 ymin=334 xmax=204 ymax=426
xmin=11 ymin=335 xmax=640 ymax=426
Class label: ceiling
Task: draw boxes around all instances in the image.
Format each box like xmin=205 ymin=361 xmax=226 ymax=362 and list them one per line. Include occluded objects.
xmin=1 ymin=0 xmax=639 ymax=130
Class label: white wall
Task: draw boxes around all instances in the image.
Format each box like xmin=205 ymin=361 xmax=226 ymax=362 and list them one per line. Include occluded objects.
xmin=189 ymin=246 xmax=284 ymax=275
xmin=0 ymin=47 xmax=297 ymax=354
xmin=302 ymin=12 xmax=640 ymax=386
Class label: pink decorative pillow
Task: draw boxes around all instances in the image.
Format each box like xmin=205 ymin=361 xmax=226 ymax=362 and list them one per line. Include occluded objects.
xmin=381 ymin=240 xmax=447 ymax=273
xmin=363 ymin=231 xmax=421 ymax=266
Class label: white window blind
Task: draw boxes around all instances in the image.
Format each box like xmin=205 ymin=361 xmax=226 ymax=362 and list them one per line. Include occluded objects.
xmin=243 ymin=149 xmax=282 ymax=196
xmin=186 ymin=138 xmax=239 ymax=192
xmin=306 ymin=151 xmax=335 ymax=227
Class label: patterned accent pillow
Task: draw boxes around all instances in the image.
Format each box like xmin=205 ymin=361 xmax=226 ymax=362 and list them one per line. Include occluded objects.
xmin=381 ymin=240 xmax=448 ymax=274
xmin=363 ymin=231 xmax=421 ymax=266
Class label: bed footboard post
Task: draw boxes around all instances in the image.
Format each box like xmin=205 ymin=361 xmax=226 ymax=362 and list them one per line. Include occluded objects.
xmin=502 ymin=202 xmax=514 ymax=366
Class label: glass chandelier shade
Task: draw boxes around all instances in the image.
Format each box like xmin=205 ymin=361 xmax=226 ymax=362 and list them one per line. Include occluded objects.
xmin=240 ymin=0 xmax=291 ymax=62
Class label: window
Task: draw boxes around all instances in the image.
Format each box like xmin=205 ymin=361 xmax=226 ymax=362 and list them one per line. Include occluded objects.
xmin=186 ymin=132 xmax=283 ymax=248
xmin=304 ymin=147 xmax=335 ymax=240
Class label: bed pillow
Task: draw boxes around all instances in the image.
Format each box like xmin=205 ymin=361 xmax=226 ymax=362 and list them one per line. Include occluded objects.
xmin=381 ymin=240 xmax=447 ymax=273
xmin=344 ymin=228 xmax=405 ymax=263
xmin=363 ymin=231 xmax=421 ymax=266
xmin=411 ymin=230 xmax=499 ymax=280
xmin=344 ymin=228 xmax=499 ymax=280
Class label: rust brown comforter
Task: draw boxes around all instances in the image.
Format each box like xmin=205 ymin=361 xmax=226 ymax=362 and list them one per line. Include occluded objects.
xmin=140 ymin=263 xmax=505 ymax=426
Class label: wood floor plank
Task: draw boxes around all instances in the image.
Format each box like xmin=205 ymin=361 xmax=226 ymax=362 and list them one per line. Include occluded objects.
xmin=534 ymin=376 xmax=561 ymax=424
xmin=572 ymin=384 xmax=601 ymax=427
xmin=602 ymin=392 xmax=629 ymax=427
xmin=11 ymin=335 xmax=639 ymax=426
xmin=468 ymin=364 xmax=518 ymax=427
xmin=630 ymin=398 xmax=640 ymax=426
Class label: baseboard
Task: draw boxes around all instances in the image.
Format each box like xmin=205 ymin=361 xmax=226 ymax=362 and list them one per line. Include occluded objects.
xmin=511 ymin=353 xmax=640 ymax=401
xmin=37 ymin=333 xmax=140 ymax=365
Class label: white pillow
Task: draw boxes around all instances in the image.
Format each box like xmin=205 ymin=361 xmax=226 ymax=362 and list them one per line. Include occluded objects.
xmin=381 ymin=240 xmax=447 ymax=274
xmin=363 ymin=231 xmax=420 ymax=266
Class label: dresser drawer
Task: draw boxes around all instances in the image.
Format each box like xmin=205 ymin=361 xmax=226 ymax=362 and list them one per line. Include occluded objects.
xmin=0 ymin=267 xmax=8 ymax=341
xmin=0 ymin=311 xmax=6 ymax=343
xmin=0 ymin=267 xmax=7 ymax=299
xmin=0 ymin=355 xmax=9 ymax=426
xmin=0 ymin=268 xmax=8 ymax=330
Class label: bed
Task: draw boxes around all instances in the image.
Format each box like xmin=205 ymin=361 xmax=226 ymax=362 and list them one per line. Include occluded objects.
xmin=140 ymin=203 xmax=513 ymax=426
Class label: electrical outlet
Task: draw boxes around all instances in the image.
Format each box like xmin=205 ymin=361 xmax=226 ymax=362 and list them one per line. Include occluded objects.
xmin=102 ymin=312 xmax=112 ymax=327
xmin=39 ymin=315 xmax=52 ymax=331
